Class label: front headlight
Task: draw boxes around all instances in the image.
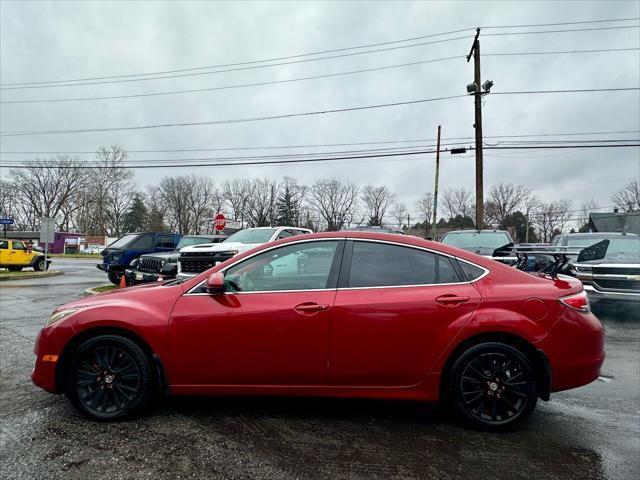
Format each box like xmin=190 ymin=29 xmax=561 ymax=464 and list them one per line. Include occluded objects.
xmin=160 ymin=260 xmax=166 ymax=267
xmin=46 ymin=308 xmax=79 ymax=327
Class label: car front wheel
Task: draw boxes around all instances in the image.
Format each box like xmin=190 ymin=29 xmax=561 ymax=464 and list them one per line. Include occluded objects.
xmin=448 ymin=342 xmax=538 ymax=431
xmin=107 ymin=271 xmax=122 ymax=285
xmin=66 ymin=335 xmax=154 ymax=420
xmin=33 ymin=258 xmax=46 ymax=271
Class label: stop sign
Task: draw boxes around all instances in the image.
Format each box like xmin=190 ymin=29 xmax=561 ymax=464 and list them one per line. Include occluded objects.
xmin=214 ymin=213 xmax=226 ymax=232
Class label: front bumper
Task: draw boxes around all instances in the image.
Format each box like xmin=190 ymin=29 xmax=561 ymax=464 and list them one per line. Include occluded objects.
xmin=583 ymin=284 xmax=640 ymax=303
xmin=32 ymin=324 xmax=73 ymax=394
xmin=97 ymin=263 xmax=124 ymax=273
xmin=125 ymin=268 xmax=174 ymax=284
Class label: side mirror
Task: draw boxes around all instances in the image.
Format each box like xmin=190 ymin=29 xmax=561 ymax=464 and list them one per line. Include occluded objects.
xmin=205 ymin=272 xmax=225 ymax=294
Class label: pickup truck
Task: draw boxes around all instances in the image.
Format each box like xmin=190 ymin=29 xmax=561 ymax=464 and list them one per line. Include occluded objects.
xmin=98 ymin=232 xmax=182 ymax=284
xmin=552 ymin=232 xmax=640 ymax=305
xmin=439 ymin=229 xmax=517 ymax=265
xmin=0 ymin=239 xmax=51 ymax=271
xmin=177 ymin=226 xmax=312 ymax=279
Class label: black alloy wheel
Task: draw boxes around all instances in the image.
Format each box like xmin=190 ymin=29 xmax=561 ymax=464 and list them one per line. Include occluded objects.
xmin=449 ymin=342 xmax=537 ymax=430
xmin=67 ymin=335 xmax=153 ymax=420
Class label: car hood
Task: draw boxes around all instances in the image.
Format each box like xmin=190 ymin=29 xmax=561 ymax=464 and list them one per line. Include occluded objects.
xmin=140 ymin=251 xmax=178 ymax=262
xmin=54 ymin=282 xmax=167 ymax=313
xmin=180 ymin=242 xmax=261 ymax=254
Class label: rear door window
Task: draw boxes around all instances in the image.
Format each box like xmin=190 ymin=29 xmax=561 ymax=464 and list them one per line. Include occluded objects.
xmin=0 ymin=240 xmax=7 ymax=249
xmin=157 ymin=234 xmax=175 ymax=248
xmin=129 ymin=235 xmax=154 ymax=249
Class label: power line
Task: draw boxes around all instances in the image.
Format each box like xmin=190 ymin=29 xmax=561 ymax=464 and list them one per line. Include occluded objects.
xmin=3 ymin=17 xmax=637 ymax=88
xmin=0 ymin=55 xmax=465 ymax=104
xmin=0 ymin=94 xmax=468 ymax=137
xmin=483 ymin=24 xmax=640 ymax=36
xmin=0 ymin=28 xmax=474 ymax=87
xmin=484 ymin=47 xmax=640 ymax=56
xmin=481 ymin=17 xmax=640 ymax=29
xmin=3 ymin=88 xmax=637 ymax=137
xmin=0 ymin=36 xmax=471 ymax=91
xmin=2 ymin=130 xmax=637 ymax=155
xmin=2 ymin=143 xmax=638 ymax=169
xmin=5 ymin=48 xmax=639 ymax=105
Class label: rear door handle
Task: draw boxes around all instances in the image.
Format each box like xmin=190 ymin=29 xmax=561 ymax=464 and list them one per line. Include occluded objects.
xmin=436 ymin=295 xmax=470 ymax=306
xmin=294 ymin=302 xmax=329 ymax=314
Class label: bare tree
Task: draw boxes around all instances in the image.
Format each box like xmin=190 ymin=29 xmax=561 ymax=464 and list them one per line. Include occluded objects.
xmin=484 ymin=183 xmax=532 ymax=228
xmin=391 ymin=202 xmax=408 ymax=230
xmin=416 ymin=192 xmax=434 ymax=237
xmin=189 ymin=177 xmax=220 ymax=234
xmin=222 ymin=178 xmax=251 ymax=226
xmin=611 ymin=180 xmax=640 ymax=212
xmin=145 ymin=185 xmax=167 ymax=231
xmin=159 ymin=176 xmax=194 ymax=234
xmin=361 ymin=185 xmax=396 ymax=226
xmin=9 ymin=156 xmax=90 ymax=230
xmin=442 ymin=188 xmax=474 ymax=223
xmin=533 ymin=199 xmax=572 ymax=242
xmin=308 ymin=179 xmax=359 ymax=231
xmin=578 ymin=198 xmax=599 ymax=229
xmin=245 ymin=178 xmax=279 ymax=227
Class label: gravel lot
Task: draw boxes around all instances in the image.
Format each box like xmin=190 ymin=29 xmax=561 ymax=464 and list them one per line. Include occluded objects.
xmin=1 ymin=259 xmax=638 ymax=479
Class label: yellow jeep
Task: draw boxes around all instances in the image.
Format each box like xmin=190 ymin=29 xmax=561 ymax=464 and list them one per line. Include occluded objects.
xmin=0 ymin=239 xmax=51 ymax=271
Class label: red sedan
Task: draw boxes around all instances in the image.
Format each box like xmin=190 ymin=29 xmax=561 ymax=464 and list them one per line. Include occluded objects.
xmin=32 ymin=232 xmax=604 ymax=430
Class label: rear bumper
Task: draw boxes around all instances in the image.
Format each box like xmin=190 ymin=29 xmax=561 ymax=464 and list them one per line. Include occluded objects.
xmin=539 ymin=308 xmax=605 ymax=393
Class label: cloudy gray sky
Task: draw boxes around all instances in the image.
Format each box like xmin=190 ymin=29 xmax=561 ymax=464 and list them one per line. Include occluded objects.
xmin=1 ymin=0 xmax=639 ymax=223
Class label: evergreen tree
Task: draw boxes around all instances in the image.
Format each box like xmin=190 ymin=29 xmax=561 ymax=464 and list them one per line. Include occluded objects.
xmin=122 ymin=192 xmax=149 ymax=233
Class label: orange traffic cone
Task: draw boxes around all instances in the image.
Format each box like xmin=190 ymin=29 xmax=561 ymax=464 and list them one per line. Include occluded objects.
xmin=119 ymin=274 xmax=127 ymax=289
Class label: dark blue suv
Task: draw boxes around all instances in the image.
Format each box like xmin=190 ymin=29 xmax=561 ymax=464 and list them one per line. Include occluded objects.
xmin=98 ymin=232 xmax=182 ymax=284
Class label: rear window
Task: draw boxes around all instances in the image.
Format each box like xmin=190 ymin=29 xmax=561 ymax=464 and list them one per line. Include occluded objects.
xmin=459 ymin=261 xmax=485 ymax=281
xmin=442 ymin=232 xmax=511 ymax=249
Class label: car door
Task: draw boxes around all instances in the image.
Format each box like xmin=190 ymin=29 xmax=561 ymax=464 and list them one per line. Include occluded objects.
xmin=329 ymin=240 xmax=482 ymax=387
xmin=10 ymin=241 xmax=30 ymax=265
xmin=168 ymin=239 xmax=344 ymax=387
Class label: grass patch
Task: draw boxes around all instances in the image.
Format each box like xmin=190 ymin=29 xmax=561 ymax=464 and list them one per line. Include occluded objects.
xmin=0 ymin=269 xmax=36 ymax=277
xmin=92 ymin=284 xmax=118 ymax=293
xmin=48 ymin=253 xmax=103 ymax=259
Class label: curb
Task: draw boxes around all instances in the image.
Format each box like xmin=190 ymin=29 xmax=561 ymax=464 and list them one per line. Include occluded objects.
xmin=0 ymin=270 xmax=64 ymax=282
xmin=84 ymin=284 xmax=117 ymax=296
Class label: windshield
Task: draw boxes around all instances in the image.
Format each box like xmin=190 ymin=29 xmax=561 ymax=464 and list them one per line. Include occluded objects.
xmin=567 ymin=236 xmax=640 ymax=259
xmin=225 ymin=228 xmax=276 ymax=244
xmin=107 ymin=234 xmax=138 ymax=249
xmin=176 ymin=236 xmax=218 ymax=249
xmin=442 ymin=232 xmax=511 ymax=249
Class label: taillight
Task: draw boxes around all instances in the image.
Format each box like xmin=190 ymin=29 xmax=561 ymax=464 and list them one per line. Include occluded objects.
xmin=560 ymin=291 xmax=590 ymax=312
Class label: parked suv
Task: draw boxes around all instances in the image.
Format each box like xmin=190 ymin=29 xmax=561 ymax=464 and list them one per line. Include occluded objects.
xmin=98 ymin=232 xmax=182 ymax=284
xmin=0 ymin=239 xmax=51 ymax=271
xmin=177 ymin=226 xmax=312 ymax=279
xmin=125 ymin=234 xmax=227 ymax=284
xmin=551 ymin=232 xmax=640 ymax=305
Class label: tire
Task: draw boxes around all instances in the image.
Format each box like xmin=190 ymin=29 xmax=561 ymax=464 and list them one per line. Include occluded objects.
xmin=33 ymin=258 xmax=46 ymax=271
xmin=7 ymin=266 xmax=23 ymax=272
xmin=108 ymin=270 xmax=122 ymax=285
xmin=448 ymin=342 xmax=538 ymax=431
xmin=66 ymin=335 xmax=154 ymax=421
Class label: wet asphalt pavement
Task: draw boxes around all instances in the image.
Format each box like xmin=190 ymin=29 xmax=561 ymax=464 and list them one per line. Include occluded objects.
xmin=1 ymin=259 xmax=639 ymax=479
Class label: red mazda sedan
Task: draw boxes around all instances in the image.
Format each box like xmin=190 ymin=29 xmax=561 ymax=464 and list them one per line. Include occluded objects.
xmin=32 ymin=232 xmax=604 ymax=430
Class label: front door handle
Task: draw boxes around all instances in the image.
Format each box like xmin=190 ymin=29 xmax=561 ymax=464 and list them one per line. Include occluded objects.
xmin=294 ymin=302 xmax=329 ymax=314
xmin=436 ymin=294 xmax=470 ymax=306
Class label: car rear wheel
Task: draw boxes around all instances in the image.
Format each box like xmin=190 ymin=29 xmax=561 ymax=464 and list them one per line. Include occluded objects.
xmin=66 ymin=335 xmax=153 ymax=420
xmin=107 ymin=271 xmax=122 ymax=285
xmin=33 ymin=258 xmax=46 ymax=271
xmin=448 ymin=342 xmax=537 ymax=431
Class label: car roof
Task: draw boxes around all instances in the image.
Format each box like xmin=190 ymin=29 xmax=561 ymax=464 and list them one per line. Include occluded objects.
xmin=442 ymin=229 xmax=510 ymax=234
xmin=561 ymin=232 xmax=638 ymax=237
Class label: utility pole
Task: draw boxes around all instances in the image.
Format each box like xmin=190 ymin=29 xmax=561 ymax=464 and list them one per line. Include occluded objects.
xmin=431 ymin=125 xmax=441 ymax=240
xmin=467 ymin=28 xmax=484 ymax=230
xmin=406 ymin=213 xmax=411 ymax=231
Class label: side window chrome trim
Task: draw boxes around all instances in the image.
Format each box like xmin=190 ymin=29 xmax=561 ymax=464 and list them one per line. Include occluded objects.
xmin=184 ymin=237 xmax=491 ymax=295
